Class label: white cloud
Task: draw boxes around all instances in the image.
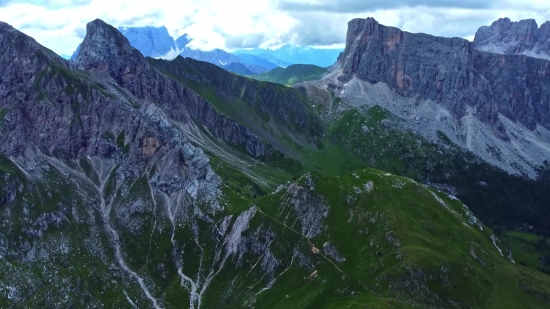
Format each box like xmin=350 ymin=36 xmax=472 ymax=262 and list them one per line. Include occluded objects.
xmin=0 ymin=0 xmax=549 ymax=55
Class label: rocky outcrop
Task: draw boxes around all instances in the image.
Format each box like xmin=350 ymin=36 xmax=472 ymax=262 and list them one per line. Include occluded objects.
xmin=474 ymin=18 xmax=550 ymax=60
xmin=149 ymin=56 xmax=325 ymax=152
xmin=72 ymin=19 xmax=271 ymax=158
xmin=338 ymin=17 xmax=550 ymax=132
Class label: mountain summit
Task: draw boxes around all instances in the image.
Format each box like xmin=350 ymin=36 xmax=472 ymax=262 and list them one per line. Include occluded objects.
xmin=307 ymin=17 xmax=550 ymax=177
xmin=474 ymin=17 xmax=550 ymax=60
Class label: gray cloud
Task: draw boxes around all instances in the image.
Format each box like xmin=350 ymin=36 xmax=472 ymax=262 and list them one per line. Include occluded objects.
xmin=212 ymin=25 xmax=272 ymax=49
xmin=278 ymin=0 xmax=497 ymax=13
xmin=224 ymin=33 xmax=268 ymax=49
xmin=286 ymin=16 xmax=346 ymax=46
xmin=34 ymin=0 xmax=93 ymax=8
xmin=116 ymin=10 xmax=165 ymax=27
xmin=18 ymin=22 xmax=65 ymax=31
xmin=74 ymin=27 xmax=86 ymax=38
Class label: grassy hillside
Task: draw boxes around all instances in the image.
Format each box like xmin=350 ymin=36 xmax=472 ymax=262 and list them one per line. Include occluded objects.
xmin=2 ymin=151 xmax=550 ymax=308
xmin=249 ymin=64 xmax=327 ymax=86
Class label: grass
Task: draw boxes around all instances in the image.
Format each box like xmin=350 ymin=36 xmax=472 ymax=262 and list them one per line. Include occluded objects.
xmin=501 ymin=231 xmax=550 ymax=271
xmin=147 ymin=56 xmax=325 ymax=159
xmin=0 ymin=108 xmax=6 ymax=124
xmin=249 ymin=64 xmax=327 ymax=86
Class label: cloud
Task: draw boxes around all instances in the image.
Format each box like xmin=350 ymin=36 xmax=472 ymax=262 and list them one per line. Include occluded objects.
xmin=1 ymin=0 xmax=550 ymax=55
xmin=278 ymin=0 xmax=498 ymax=13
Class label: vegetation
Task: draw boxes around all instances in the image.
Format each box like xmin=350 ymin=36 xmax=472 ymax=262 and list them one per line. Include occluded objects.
xmin=248 ymin=64 xmax=327 ymax=86
xmin=323 ymin=107 xmax=550 ymax=238
xmin=3 ymin=32 xmax=550 ymax=308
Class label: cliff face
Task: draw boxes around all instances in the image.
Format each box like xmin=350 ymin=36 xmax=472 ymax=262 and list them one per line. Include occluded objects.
xmin=474 ymin=18 xmax=550 ymax=60
xmin=148 ymin=56 xmax=325 ymax=153
xmin=118 ymin=25 xmax=177 ymax=57
xmin=71 ymin=19 xmax=272 ymax=158
xmin=338 ymin=17 xmax=550 ymax=132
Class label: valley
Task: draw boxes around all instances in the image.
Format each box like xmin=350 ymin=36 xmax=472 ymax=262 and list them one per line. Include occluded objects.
xmin=0 ymin=12 xmax=550 ymax=309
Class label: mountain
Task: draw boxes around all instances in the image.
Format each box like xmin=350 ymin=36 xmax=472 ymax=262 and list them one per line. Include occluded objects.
xmin=304 ymin=17 xmax=550 ymax=178
xmin=474 ymin=18 xmax=550 ymax=60
xmin=2 ymin=17 xmax=550 ymax=309
xmin=250 ymin=64 xmax=328 ymax=85
xmin=68 ymin=26 xmax=281 ymax=74
xmin=118 ymin=25 xmax=177 ymax=58
xmin=175 ymin=33 xmax=191 ymax=49
xmin=221 ymin=62 xmax=255 ymax=75
xmin=256 ymin=52 xmax=294 ymax=67
xmin=235 ymin=53 xmax=280 ymax=70
xmin=233 ymin=45 xmax=344 ymax=67
xmin=179 ymin=47 xmax=242 ymax=66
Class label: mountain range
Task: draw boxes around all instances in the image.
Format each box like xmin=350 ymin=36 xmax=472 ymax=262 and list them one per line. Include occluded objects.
xmin=474 ymin=17 xmax=550 ymax=60
xmin=69 ymin=25 xmax=342 ymax=75
xmin=1 ymin=15 xmax=550 ymax=309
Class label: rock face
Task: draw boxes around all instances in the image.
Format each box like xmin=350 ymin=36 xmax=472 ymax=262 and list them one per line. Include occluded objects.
xmin=118 ymin=25 xmax=177 ymax=57
xmin=474 ymin=18 xmax=550 ymax=60
xmin=338 ymin=17 xmax=550 ymax=133
xmin=72 ymin=19 xmax=272 ymax=158
xmin=149 ymin=56 xmax=325 ymax=153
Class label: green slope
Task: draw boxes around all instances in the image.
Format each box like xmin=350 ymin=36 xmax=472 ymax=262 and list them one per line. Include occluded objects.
xmin=249 ymin=64 xmax=327 ymax=86
xmin=148 ymin=56 xmax=325 ymax=157
xmin=2 ymin=153 xmax=550 ymax=308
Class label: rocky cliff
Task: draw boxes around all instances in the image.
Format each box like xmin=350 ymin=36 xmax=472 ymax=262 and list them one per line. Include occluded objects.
xmin=318 ymin=17 xmax=550 ymax=177
xmin=118 ymin=25 xmax=177 ymax=58
xmin=148 ymin=56 xmax=325 ymax=154
xmin=474 ymin=18 xmax=550 ymax=60
xmin=338 ymin=17 xmax=550 ymax=132
xmin=71 ymin=19 xmax=275 ymax=159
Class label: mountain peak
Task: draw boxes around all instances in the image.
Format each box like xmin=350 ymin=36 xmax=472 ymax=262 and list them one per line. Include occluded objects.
xmin=474 ymin=17 xmax=550 ymax=59
xmin=0 ymin=19 xmax=64 ymax=66
xmin=74 ymin=18 xmax=147 ymax=77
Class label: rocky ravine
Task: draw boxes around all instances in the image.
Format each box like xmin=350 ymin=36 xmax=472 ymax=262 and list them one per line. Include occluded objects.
xmin=300 ymin=17 xmax=550 ymax=177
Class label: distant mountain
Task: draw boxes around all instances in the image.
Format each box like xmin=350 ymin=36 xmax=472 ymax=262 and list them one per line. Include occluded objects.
xmin=221 ymin=62 xmax=255 ymax=75
xmin=474 ymin=17 xmax=550 ymax=60
xmin=256 ymin=53 xmax=293 ymax=67
xmin=233 ymin=45 xmax=343 ymax=67
xmin=235 ymin=53 xmax=279 ymax=70
xmin=179 ymin=47 xmax=241 ymax=66
xmin=249 ymin=64 xmax=327 ymax=85
xmin=175 ymin=33 xmax=191 ymax=49
xmin=68 ymin=26 xmax=283 ymax=74
xmin=118 ymin=26 xmax=176 ymax=57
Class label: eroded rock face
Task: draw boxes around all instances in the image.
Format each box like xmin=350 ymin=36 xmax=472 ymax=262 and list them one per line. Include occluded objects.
xmin=474 ymin=18 xmax=550 ymax=60
xmin=71 ymin=19 xmax=271 ymax=159
xmin=338 ymin=17 xmax=550 ymax=132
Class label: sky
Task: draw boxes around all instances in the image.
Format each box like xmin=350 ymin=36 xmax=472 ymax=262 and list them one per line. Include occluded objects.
xmin=0 ymin=0 xmax=550 ymax=56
